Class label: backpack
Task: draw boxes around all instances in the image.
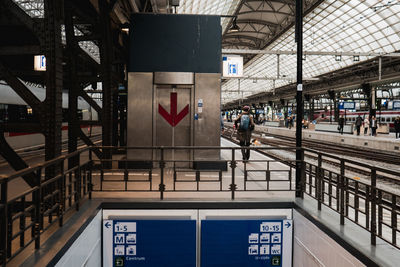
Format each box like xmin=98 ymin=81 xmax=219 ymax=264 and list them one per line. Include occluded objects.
xmin=239 ymin=114 xmax=250 ymax=130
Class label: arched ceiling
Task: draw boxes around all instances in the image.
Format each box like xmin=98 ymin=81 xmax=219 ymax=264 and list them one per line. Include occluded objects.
xmin=223 ymin=0 xmax=323 ymax=62
xmin=222 ymin=0 xmax=400 ymax=105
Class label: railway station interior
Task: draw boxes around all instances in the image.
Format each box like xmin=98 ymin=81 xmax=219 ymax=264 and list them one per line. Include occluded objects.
xmin=1 ymin=0 xmax=400 ymax=266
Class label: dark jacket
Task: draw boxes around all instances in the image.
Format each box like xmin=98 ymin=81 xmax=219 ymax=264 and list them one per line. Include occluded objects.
xmin=355 ymin=117 xmax=362 ymax=127
xmin=338 ymin=117 xmax=345 ymax=126
xmin=395 ymin=119 xmax=400 ymax=131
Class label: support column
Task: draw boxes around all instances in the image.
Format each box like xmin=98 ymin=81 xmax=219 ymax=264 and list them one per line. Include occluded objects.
xmin=43 ymin=0 xmax=63 ymax=171
xmin=295 ymin=0 xmax=304 ymax=198
xmin=65 ymin=2 xmax=79 ymax=168
xmin=99 ymin=0 xmax=114 ymax=163
xmin=311 ymin=98 xmax=315 ymax=122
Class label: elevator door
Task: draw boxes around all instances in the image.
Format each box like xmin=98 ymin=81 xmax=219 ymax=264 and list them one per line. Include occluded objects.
xmin=155 ymin=85 xmax=192 ymax=164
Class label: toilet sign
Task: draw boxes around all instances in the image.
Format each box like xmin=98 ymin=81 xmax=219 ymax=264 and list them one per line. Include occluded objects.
xmin=158 ymin=92 xmax=189 ymax=127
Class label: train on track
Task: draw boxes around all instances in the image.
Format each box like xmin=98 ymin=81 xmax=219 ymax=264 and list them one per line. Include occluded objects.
xmin=0 ymin=81 xmax=102 ymax=150
xmin=313 ymin=109 xmax=400 ymax=131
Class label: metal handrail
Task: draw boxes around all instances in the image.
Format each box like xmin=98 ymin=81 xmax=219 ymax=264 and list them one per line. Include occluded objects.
xmin=0 ymin=145 xmax=399 ymax=265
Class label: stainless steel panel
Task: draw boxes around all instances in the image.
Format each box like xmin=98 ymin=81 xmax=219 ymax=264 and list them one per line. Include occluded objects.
xmin=154 ymin=85 xmax=192 ymax=166
xmin=154 ymin=72 xmax=194 ymax=85
xmin=127 ymin=72 xmax=153 ymax=160
xmin=194 ymin=73 xmax=221 ymax=160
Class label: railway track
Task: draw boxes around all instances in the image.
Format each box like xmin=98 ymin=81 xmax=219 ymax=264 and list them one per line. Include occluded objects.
xmin=223 ymin=126 xmax=400 ymax=185
xmin=0 ymin=134 xmax=102 ymax=166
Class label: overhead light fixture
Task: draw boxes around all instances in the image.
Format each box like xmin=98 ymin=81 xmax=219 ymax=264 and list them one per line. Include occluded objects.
xmin=229 ymin=17 xmax=240 ymax=32
xmin=353 ymin=55 xmax=360 ymax=62
xmin=121 ymin=23 xmax=130 ymax=33
xmin=335 ymin=55 xmax=342 ymax=61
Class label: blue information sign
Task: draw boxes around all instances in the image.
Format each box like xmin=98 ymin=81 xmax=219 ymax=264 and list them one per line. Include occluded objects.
xmin=103 ymin=220 xmax=196 ymax=267
xmin=201 ymin=219 xmax=292 ymax=267
xmin=393 ymin=101 xmax=400 ymax=110
xmin=338 ymin=102 xmax=356 ymax=110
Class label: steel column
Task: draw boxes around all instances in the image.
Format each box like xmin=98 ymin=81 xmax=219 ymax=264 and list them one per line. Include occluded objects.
xmin=99 ymin=0 xmax=115 ymax=163
xmin=43 ymin=0 xmax=63 ymax=172
xmin=65 ymin=2 xmax=79 ymax=168
xmin=295 ymin=0 xmax=304 ymax=198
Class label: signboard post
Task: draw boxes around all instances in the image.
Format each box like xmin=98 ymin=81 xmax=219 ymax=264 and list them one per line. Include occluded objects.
xmin=201 ymin=219 xmax=293 ymax=267
xmin=103 ymin=220 xmax=196 ymax=267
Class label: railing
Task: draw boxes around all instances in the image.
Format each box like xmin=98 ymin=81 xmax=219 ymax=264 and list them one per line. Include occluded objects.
xmin=0 ymin=148 xmax=92 ymax=266
xmin=303 ymin=148 xmax=400 ymax=249
xmin=92 ymin=146 xmax=297 ymax=199
xmin=0 ymin=145 xmax=399 ymax=265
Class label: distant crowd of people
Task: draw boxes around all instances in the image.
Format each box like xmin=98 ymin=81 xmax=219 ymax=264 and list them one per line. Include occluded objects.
xmin=224 ymin=110 xmax=400 ymax=140
xmin=338 ymin=115 xmax=400 ymax=138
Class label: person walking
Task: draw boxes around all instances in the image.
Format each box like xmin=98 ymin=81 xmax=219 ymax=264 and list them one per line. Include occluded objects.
xmin=394 ymin=116 xmax=400 ymax=139
xmin=370 ymin=116 xmax=378 ymax=137
xmin=363 ymin=116 xmax=369 ymax=135
xmin=234 ymin=106 xmax=255 ymax=161
xmin=355 ymin=115 xmax=362 ymax=136
xmin=338 ymin=115 xmax=345 ymax=135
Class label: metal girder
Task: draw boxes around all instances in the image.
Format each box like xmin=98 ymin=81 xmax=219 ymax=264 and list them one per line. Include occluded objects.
xmin=238 ymin=10 xmax=293 ymax=17
xmin=0 ymin=61 xmax=43 ymax=115
xmin=0 ymin=127 xmax=37 ymax=187
xmin=0 ymin=45 xmax=41 ymax=55
xmin=223 ymin=35 xmax=266 ymax=44
xmin=75 ymin=34 xmax=102 ymax=42
xmin=0 ymin=123 xmax=41 ymax=133
xmin=78 ymin=128 xmax=102 ymax=159
xmin=1 ymin=0 xmax=36 ymax=34
xmin=222 ymin=42 xmax=258 ymax=49
xmin=222 ymin=49 xmax=400 ymax=57
xmin=80 ymin=88 xmax=103 ymax=114
xmin=128 ymin=0 xmax=140 ymax=12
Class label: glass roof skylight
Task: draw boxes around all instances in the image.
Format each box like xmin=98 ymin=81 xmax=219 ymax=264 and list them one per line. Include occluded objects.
xmin=13 ymin=0 xmax=100 ymax=63
xmin=14 ymin=0 xmax=44 ymax=18
xmin=222 ymin=0 xmax=400 ymax=104
xmin=177 ymin=0 xmax=241 ymax=32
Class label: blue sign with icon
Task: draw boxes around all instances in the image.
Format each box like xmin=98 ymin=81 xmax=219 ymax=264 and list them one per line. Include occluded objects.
xmin=338 ymin=102 xmax=356 ymax=110
xmin=228 ymin=63 xmax=238 ymax=75
xmin=104 ymin=220 xmax=196 ymax=267
xmin=201 ymin=219 xmax=292 ymax=267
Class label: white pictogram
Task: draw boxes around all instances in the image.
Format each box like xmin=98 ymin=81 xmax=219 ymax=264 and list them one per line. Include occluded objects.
xmin=114 ymin=245 xmax=125 ymax=256
xmin=114 ymin=234 xmax=125 ymax=244
xmin=126 ymin=245 xmax=137 ymax=256
xmin=271 ymin=233 xmax=281 ymax=243
xmin=248 ymin=245 xmax=259 ymax=255
xmin=260 ymin=233 xmax=270 ymax=243
xmin=248 ymin=233 xmax=259 ymax=243
xmin=271 ymin=244 xmax=281 ymax=255
xmin=260 ymin=245 xmax=270 ymax=255
xmin=126 ymin=233 xmax=136 ymax=244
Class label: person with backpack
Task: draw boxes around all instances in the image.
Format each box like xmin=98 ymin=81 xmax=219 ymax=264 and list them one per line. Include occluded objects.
xmin=234 ymin=106 xmax=255 ymax=161
xmin=355 ymin=115 xmax=362 ymax=136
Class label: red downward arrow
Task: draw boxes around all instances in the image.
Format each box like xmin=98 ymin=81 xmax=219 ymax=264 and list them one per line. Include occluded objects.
xmin=158 ymin=92 xmax=189 ymax=127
